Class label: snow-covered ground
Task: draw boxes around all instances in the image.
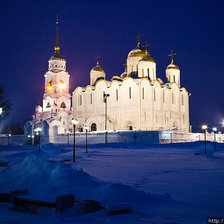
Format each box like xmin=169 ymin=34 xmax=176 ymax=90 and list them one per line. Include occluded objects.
xmin=0 ymin=142 xmax=223 ymax=223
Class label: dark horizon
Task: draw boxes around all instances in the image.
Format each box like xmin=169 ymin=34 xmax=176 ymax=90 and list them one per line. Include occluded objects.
xmin=1 ymin=0 xmax=224 ymax=132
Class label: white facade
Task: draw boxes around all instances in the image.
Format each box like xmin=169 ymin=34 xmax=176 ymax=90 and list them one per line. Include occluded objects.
xmin=73 ymin=43 xmax=190 ymax=132
xmin=25 ymin=18 xmax=73 ymax=137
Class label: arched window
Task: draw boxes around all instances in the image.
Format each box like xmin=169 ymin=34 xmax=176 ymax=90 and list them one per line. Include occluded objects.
xmin=59 ymin=80 xmax=66 ymax=89
xmin=60 ymin=102 xmax=66 ymax=108
xmin=46 ymin=102 xmax=51 ymax=108
xmin=91 ymin=123 xmax=97 ymax=132
xmin=129 ymin=126 xmax=133 ymax=130
xmin=47 ymin=80 xmax=53 ymax=91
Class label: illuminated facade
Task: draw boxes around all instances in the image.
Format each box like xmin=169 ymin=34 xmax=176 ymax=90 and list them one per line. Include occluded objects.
xmin=25 ymin=18 xmax=72 ymax=139
xmin=73 ymin=42 xmax=190 ymax=132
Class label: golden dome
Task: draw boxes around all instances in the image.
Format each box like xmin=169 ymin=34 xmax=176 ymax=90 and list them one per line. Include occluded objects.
xmin=128 ymin=45 xmax=145 ymax=58
xmin=166 ymin=63 xmax=180 ymax=70
xmin=91 ymin=64 xmax=105 ymax=73
xmin=139 ymin=50 xmax=155 ymax=63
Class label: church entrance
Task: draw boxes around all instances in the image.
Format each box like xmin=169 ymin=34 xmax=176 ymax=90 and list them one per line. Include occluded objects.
xmin=91 ymin=123 xmax=97 ymax=132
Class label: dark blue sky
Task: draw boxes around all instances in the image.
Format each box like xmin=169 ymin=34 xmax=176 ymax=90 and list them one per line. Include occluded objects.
xmin=0 ymin=0 xmax=223 ymax=132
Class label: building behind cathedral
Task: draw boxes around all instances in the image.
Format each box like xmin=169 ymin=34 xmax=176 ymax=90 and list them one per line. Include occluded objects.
xmin=25 ymin=19 xmax=190 ymax=141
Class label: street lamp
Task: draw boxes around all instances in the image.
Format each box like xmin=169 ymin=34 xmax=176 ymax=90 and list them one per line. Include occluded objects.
xmin=84 ymin=124 xmax=89 ymax=153
xmin=212 ymin=127 xmax=217 ymax=150
xmin=0 ymin=108 xmax=2 ymax=115
xmin=103 ymin=93 xmax=110 ymax=143
xmin=34 ymin=127 xmax=42 ymax=152
xmin=202 ymin=124 xmax=208 ymax=155
xmin=133 ymin=127 xmax=137 ymax=146
xmin=71 ymin=118 xmax=79 ymax=162
xmin=8 ymin=133 xmax=11 ymax=145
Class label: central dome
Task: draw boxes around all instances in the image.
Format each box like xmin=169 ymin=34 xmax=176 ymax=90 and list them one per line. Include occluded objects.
xmin=91 ymin=64 xmax=105 ymax=73
xmin=128 ymin=45 xmax=145 ymax=58
xmin=139 ymin=50 xmax=155 ymax=63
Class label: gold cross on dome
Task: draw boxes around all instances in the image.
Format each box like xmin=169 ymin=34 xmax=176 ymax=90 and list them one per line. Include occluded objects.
xmin=136 ymin=30 xmax=142 ymax=46
xmin=95 ymin=53 xmax=101 ymax=65
xmin=168 ymin=50 xmax=176 ymax=64
xmin=143 ymin=40 xmax=150 ymax=51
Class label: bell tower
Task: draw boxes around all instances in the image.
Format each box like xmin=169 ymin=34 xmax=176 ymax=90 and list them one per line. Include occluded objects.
xmin=42 ymin=16 xmax=71 ymax=115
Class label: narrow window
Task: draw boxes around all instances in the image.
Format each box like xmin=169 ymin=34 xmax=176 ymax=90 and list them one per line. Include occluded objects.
xmin=142 ymin=88 xmax=144 ymax=100
xmin=164 ymin=114 xmax=166 ymax=123
xmin=172 ymin=92 xmax=174 ymax=104
xmin=142 ymin=69 xmax=144 ymax=76
xmin=163 ymin=91 xmax=165 ymax=103
xmin=154 ymin=89 xmax=156 ymax=101
xmin=90 ymin=93 xmax=93 ymax=104
xmin=129 ymin=87 xmax=131 ymax=99
xmin=147 ymin=68 xmax=149 ymax=76
xmin=116 ymin=89 xmax=118 ymax=101
xmin=182 ymin=94 xmax=184 ymax=105
xmin=174 ymin=76 xmax=176 ymax=83
xmin=79 ymin=95 xmax=82 ymax=106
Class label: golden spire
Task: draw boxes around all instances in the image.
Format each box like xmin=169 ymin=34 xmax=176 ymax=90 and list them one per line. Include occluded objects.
xmin=95 ymin=53 xmax=101 ymax=65
xmin=136 ymin=30 xmax=142 ymax=47
xmin=168 ymin=50 xmax=176 ymax=64
xmin=54 ymin=15 xmax=60 ymax=54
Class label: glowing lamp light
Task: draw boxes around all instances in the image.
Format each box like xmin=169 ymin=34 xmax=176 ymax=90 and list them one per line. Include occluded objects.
xmin=133 ymin=127 xmax=137 ymax=131
xmin=47 ymin=85 xmax=53 ymax=91
xmin=212 ymin=127 xmax=217 ymax=132
xmin=0 ymin=107 xmax=2 ymax=115
xmin=59 ymin=81 xmax=66 ymax=89
xmin=71 ymin=119 xmax=79 ymax=125
xmin=202 ymin=125 xmax=208 ymax=130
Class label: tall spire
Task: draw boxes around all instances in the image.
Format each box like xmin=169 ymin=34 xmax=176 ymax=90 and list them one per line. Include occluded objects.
xmin=168 ymin=50 xmax=176 ymax=64
xmin=95 ymin=53 xmax=101 ymax=65
xmin=54 ymin=15 xmax=60 ymax=54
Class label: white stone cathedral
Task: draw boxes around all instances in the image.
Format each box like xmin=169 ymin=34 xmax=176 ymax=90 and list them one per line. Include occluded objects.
xmin=25 ymin=19 xmax=190 ymax=141
xmin=73 ymin=40 xmax=190 ymax=132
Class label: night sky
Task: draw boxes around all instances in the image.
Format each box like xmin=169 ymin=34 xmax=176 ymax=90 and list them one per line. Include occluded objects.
xmin=1 ymin=0 xmax=224 ymax=132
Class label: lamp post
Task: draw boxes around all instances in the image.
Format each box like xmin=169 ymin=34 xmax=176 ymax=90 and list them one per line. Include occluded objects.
xmin=212 ymin=127 xmax=217 ymax=150
xmin=104 ymin=93 xmax=110 ymax=143
xmin=202 ymin=125 xmax=208 ymax=155
xmin=71 ymin=119 xmax=79 ymax=162
xmin=34 ymin=127 xmax=42 ymax=152
xmin=84 ymin=125 xmax=89 ymax=153
xmin=8 ymin=133 xmax=11 ymax=145
xmin=133 ymin=127 xmax=137 ymax=146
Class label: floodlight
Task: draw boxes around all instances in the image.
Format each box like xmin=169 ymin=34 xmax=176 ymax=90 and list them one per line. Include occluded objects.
xmin=71 ymin=119 xmax=79 ymax=125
